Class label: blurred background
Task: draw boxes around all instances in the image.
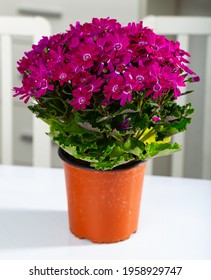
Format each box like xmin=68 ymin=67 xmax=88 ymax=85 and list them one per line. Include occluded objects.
xmin=0 ymin=0 xmax=211 ymax=179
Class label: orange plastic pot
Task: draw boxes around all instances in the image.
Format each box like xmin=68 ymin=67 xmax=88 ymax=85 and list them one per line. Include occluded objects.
xmin=59 ymin=148 xmax=146 ymax=243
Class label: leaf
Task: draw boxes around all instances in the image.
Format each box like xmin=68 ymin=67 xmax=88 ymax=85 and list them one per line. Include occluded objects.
xmin=77 ymin=122 xmax=101 ymax=133
xmin=90 ymin=154 xmax=134 ymax=170
xmin=97 ymin=115 xmax=112 ymax=123
xmin=129 ymin=113 xmax=149 ymax=131
xmin=122 ymin=138 xmax=145 ymax=157
xmin=112 ymin=103 xmax=138 ymax=117
xmin=156 ymin=118 xmax=192 ymax=140
xmin=145 ymin=142 xmax=181 ymax=158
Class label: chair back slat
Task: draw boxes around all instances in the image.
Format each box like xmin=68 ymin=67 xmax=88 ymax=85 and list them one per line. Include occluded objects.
xmin=0 ymin=16 xmax=51 ymax=167
xmin=0 ymin=35 xmax=13 ymax=164
xmin=202 ymin=35 xmax=211 ymax=178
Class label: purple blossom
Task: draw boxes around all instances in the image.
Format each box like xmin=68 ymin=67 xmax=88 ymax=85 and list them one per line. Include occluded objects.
xmin=52 ymin=65 xmax=73 ymax=86
xmin=70 ymin=88 xmax=92 ymax=110
xmin=28 ymin=64 xmax=54 ymax=98
xmin=86 ymin=75 xmax=104 ymax=93
xmin=189 ymin=76 xmax=200 ymax=83
xmin=119 ymin=118 xmax=131 ymax=130
xmin=72 ymin=71 xmax=92 ymax=87
xmin=74 ymin=43 xmax=99 ymax=69
xmin=13 ymin=86 xmax=31 ymax=104
xmin=104 ymin=76 xmax=124 ymax=100
xmin=48 ymin=46 xmax=66 ymax=69
xmin=152 ymin=116 xmax=161 ymax=122
xmin=105 ymin=32 xmax=130 ymax=55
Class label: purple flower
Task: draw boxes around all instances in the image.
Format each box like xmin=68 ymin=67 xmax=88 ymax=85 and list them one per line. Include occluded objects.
xmin=120 ymin=118 xmax=131 ymax=130
xmin=86 ymin=75 xmax=105 ymax=93
xmin=70 ymin=88 xmax=92 ymax=110
xmin=152 ymin=116 xmax=161 ymax=122
xmin=127 ymin=66 xmax=146 ymax=91
xmin=105 ymin=32 xmax=130 ymax=55
xmin=52 ymin=65 xmax=73 ymax=86
xmin=29 ymin=64 xmax=54 ymax=98
xmin=74 ymin=42 xmax=99 ymax=69
xmin=72 ymin=71 xmax=92 ymax=87
xmin=95 ymin=51 xmax=115 ymax=75
xmin=48 ymin=46 xmax=66 ymax=69
xmin=13 ymin=86 xmax=31 ymax=103
xmin=104 ymin=76 xmax=124 ymax=100
xmin=189 ymin=76 xmax=200 ymax=83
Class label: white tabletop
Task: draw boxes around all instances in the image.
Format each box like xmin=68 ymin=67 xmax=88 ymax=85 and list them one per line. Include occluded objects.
xmin=0 ymin=165 xmax=210 ymax=260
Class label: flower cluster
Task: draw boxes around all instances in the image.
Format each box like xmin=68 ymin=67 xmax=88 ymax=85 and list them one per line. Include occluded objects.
xmin=14 ymin=17 xmax=198 ymax=108
xmin=13 ymin=18 xmax=199 ymax=170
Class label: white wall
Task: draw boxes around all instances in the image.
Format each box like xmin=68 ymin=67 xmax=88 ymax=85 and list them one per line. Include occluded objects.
xmin=0 ymin=0 xmax=140 ymax=33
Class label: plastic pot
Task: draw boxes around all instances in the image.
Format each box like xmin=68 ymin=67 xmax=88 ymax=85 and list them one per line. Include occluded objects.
xmin=58 ymin=148 xmax=146 ymax=243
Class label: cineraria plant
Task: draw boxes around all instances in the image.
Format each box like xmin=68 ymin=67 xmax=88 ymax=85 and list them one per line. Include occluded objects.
xmin=13 ymin=18 xmax=199 ymax=170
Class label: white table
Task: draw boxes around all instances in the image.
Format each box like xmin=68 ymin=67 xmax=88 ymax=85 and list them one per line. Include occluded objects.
xmin=0 ymin=165 xmax=210 ymax=260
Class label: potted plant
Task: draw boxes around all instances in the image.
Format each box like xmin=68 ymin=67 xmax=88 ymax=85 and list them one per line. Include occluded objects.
xmin=13 ymin=17 xmax=199 ymax=243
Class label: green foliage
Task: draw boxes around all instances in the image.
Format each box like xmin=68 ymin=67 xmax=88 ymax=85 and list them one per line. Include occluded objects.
xmin=28 ymin=90 xmax=194 ymax=170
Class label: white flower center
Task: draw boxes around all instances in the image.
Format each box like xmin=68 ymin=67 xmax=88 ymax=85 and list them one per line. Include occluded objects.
xmin=114 ymin=43 xmax=122 ymax=50
xmin=78 ymin=97 xmax=86 ymax=104
xmin=136 ymin=75 xmax=144 ymax=82
xmin=112 ymin=85 xmax=118 ymax=92
xmin=83 ymin=53 xmax=91 ymax=61
xmin=59 ymin=73 xmax=67 ymax=80
xmin=87 ymin=84 xmax=94 ymax=92
xmin=153 ymin=82 xmax=161 ymax=91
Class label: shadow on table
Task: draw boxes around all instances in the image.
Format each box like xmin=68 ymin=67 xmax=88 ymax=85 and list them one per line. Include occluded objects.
xmin=0 ymin=209 xmax=91 ymax=249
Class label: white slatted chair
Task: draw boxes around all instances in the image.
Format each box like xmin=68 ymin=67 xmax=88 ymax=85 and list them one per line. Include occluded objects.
xmin=0 ymin=16 xmax=51 ymax=167
xmin=143 ymin=16 xmax=211 ymax=179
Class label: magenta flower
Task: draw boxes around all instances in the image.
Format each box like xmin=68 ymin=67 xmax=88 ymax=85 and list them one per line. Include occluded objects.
xmin=152 ymin=116 xmax=161 ymax=122
xmin=92 ymin=17 xmax=121 ymax=33
xmin=13 ymin=86 xmax=31 ymax=104
xmin=95 ymin=50 xmax=115 ymax=75
xmin=48 ymin=46 xmax=66 ymax=69
xmin=70 ymin=88 xmax=92 ymax=110
xmin=74 ymin=42 xmax=99 ymax=69
xmin=104 ymin=76 xmax=124 ymax=100
xmin=29 ymin=64 xmax=54 ymax=98
xmin=86 ymin=75 xmax=104 ymax=93
xmin=32 ymin=36 xmax=49 ymax=54
xmin=72 ymin=71 xmax=92 ymax=87
xmin=127 ymin=65 xmax=147 ymax=91
xmin=105 ymin=32 xmax=130 ymax=55
xmin=146 ymin=62 xmax=186 ymax=99
xmin=118 ymin=85 xmax=133 ymax=106
xmin=189 ymin=76 xmax=200 ymax=83
xmin=145 ymin=33 xmax=168 ymax=57
xmin=52 ymin=65 xmax=73 ymax=86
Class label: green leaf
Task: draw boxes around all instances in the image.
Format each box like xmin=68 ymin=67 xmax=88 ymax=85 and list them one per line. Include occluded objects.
xmin=90 ymin=154 xmax=134 ymax=170
xmin=112 ymin=103 xmax=138 ymax=116
xmin=146 ymin=142 xmax=181 ymax=158
xmin=77 ymin=121 xmax=101 ymax=133
xmin=122 ymin=138 xmax=145 ymax=157
xmin=129 ymin=113 xmax=149 ymax=132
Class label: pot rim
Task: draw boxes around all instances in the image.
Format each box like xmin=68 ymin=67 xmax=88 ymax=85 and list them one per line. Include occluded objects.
xmin=58 ymin=147 xmax=146 ymax=172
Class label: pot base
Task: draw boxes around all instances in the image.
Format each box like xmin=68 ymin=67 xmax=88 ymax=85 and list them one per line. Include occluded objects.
xmin=70 ymin=227 xmax=137 ymax=244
